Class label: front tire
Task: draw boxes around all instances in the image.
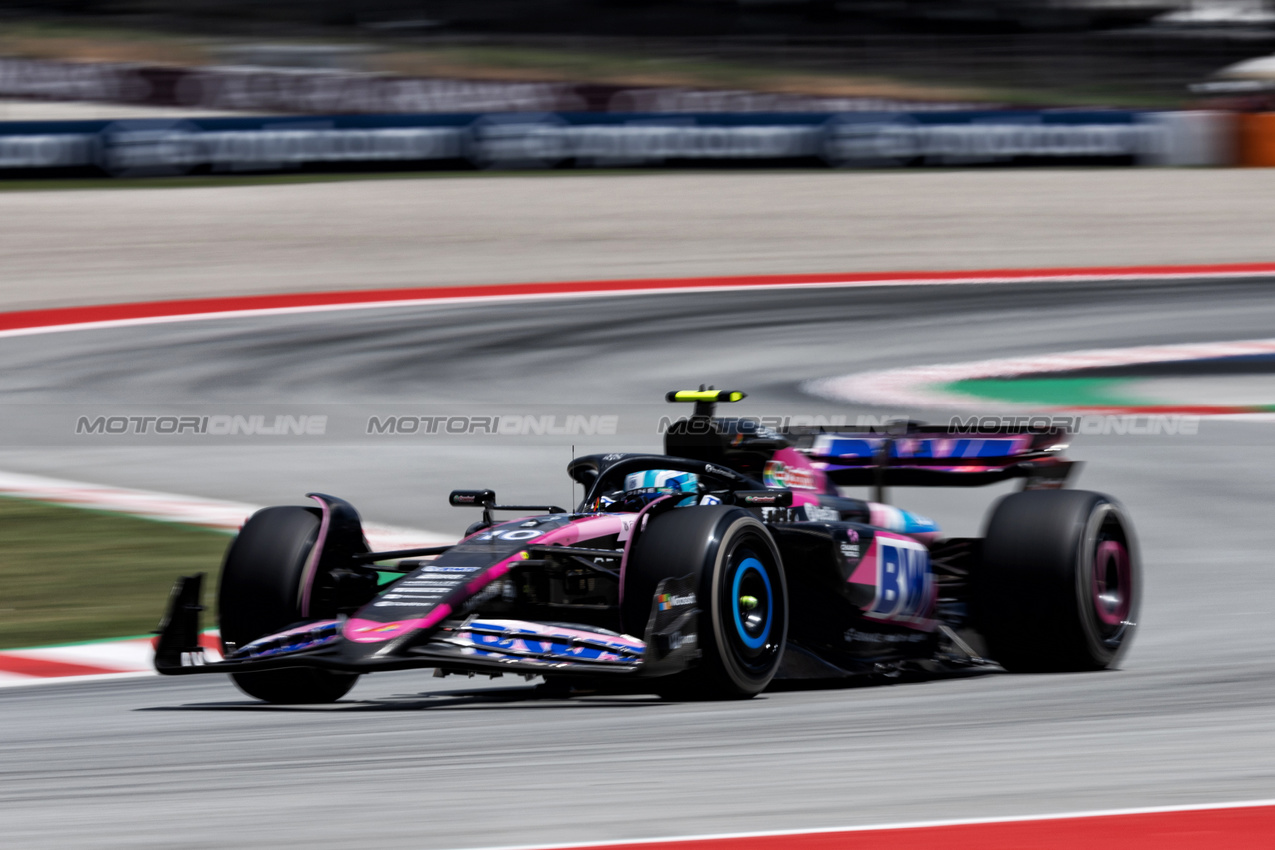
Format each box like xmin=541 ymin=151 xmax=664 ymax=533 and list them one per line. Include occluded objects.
xmin=625 ymin=507 xmax=788 ymax=699
xmin=218 ymin=506 xmax=359 ymax=703
xmin=975 ymin=489 xmax=1140 ymax=673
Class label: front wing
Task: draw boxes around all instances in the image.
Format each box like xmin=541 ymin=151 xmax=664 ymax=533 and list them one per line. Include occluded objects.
xmin=154 ymin=574 xmax=701 ymax=680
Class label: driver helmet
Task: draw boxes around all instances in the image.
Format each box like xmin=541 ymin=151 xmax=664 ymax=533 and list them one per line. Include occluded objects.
xmin=622 ymin=469 xmax=701 ymax=507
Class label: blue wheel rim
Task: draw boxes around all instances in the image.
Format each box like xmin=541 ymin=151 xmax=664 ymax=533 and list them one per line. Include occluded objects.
xmin=732 ymin=557 xmax=773 ymax=649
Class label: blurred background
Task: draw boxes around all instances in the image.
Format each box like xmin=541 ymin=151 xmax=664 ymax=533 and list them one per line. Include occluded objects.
xmin=2 ymin=0 xmax=1275 ymax=116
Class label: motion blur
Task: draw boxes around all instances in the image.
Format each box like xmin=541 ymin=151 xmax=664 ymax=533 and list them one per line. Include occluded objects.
xmin=3 ymin=3 xmax=1275 ymax=850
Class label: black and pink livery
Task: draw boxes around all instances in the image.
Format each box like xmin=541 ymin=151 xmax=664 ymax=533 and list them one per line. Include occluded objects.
xmin=156 ymin=390 xmax=1140 ymax=702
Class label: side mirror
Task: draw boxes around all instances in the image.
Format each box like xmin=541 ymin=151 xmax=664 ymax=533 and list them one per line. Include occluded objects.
xmin=449 ymin=489 xmax=496 ymax=507
xmin=450 ymin=489 xmax=495 ymax=526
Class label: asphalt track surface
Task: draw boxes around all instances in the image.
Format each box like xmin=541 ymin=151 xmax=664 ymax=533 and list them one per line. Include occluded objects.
xmin=7 ymin=169 xmax=1275 ymax=312
xmin=6 ymin=277 xmax=1275 ymax=848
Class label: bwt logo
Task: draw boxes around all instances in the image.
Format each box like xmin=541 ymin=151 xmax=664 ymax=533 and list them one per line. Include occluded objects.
xmin=868 ymin=539 xmax=932 ymax=623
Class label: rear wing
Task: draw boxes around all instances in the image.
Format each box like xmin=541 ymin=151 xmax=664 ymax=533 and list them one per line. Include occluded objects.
xmin=662 ymin=388 xmax=1078 ymax=496
xmin=792 ymin=426 xmax=1076 ymax=490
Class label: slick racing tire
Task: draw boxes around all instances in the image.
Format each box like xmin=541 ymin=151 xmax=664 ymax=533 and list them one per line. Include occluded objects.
xmin=975 ymin=489 xmax=1139 ymax=673
xmin=625 ymin=506 xmax=787 ymax=699
xmin=218 ymin=506 xmax=359 ymax=704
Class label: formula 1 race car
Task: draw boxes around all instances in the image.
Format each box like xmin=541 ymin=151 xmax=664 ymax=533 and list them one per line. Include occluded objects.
xmin=155 ymin=389 xmax=1140 ymax=703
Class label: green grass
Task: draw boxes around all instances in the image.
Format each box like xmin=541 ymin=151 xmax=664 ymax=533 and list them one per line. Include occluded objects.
xmin=944 ymin=377 xmax=1143 ymax=407
xmin=0 ymin=497 xmax=231 ymax=650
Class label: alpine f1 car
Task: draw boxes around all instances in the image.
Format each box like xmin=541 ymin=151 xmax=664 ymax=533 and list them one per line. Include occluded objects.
xmin=155 ymin=389 xmax=1140 ymax=702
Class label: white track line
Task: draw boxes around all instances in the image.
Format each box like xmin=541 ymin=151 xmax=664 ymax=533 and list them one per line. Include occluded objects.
xmin=807 ymin=337 xmax=1275 ymax=410
xmin=5 ymin=266 xmax=1275 ymax=343
xmin=450 ymin=797 xmax=1275 ymax=850
xmin=0 ymin=469 xmax=452 ymax=548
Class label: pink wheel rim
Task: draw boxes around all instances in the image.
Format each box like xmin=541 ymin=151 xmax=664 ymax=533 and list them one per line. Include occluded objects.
xmin=1092 ymin=540 xmax=1131 ymax=627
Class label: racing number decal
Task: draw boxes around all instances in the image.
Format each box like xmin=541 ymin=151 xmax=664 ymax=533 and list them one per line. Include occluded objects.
xmin=868 ymin=538 xmax=932 ymax=622
xmin=476 ymin=528 xmax=544 ymax=542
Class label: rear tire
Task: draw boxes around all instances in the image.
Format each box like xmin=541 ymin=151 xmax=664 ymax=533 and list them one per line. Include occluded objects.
xmin=975 ymin=489 xmax=1139 ymax=673
xmin=218 ymin=506 xmax=359 ymax=703
xmin=624 ymin=507 xmax=787 ymax=699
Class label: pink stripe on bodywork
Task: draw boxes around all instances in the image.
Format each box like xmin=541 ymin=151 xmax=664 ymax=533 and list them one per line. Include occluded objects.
xmin=527 ymin=514 xmax=633 ymax=548
xmin=618 ymin=497 xmax=672 ymax=608
xmin=345 ymin=604 xmax=453 ymax=644
xmin=298 ymin=495 xmax=331 ymax=617
xmin=465 ymin=561 xmax=512 ymax=596
xmin=790 ymin=491 xmax=824 ymax=510
xmin=346 ymin=515 xmax=637 ymax=645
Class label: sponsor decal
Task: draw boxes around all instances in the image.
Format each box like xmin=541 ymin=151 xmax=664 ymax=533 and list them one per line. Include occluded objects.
xmin=231 ymin=620 xmax=342 ymax=659
xmin=843 ymin=628 xmax=928 ymax=644
xmin=666 ymin=631 xmax=697 ymax=651
xmin=96 ymin=121 xmax=466 ymax=177
xmin=385 ymin=597 xmax=443 ymax=605
xmin=0 ymin=134 xmax=93 ymax=169
xmin=459 ymin=620 xmax=642 ymax=664
xmin=840 ymin=540 xmax=861 ymax=560
xmin=375 ymin=570 xmax=473 ymax=607
xmin=803 ymin=504 xmax=841 ymax=522
xmin=657 ymin=592 xmax=697 ymax=611
xmin=813 ymin=434 xmax=1027 ymax=461
xmin=867 ymin=537 xmax=933 ymax=622
xmin=626 ymin=485 xmax=681 ymax=499
xmin=825 ymin=113 xmax=1161 ymax=168
xmin=762 ymin=460 xmax=819 ymax=490
xmin=618 ymin=517 xmax=636 ymax=542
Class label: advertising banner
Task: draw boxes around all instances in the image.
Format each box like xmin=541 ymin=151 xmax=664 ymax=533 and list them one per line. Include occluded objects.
xmin=0 ymin=109 xmax=1228 ymax=176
